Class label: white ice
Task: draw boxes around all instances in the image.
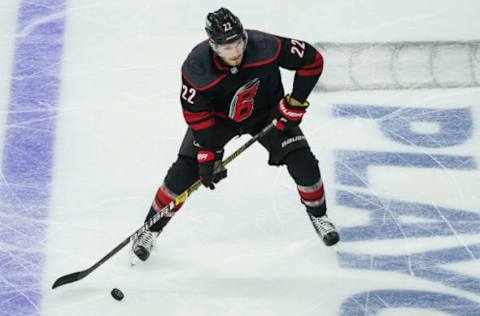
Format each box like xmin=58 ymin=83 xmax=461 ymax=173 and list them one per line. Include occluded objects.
xmin=0 ymin=0 xmax=479 ymax=315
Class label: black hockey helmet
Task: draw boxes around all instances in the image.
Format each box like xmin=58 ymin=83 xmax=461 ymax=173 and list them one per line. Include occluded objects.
xmin=205 ymin=8 xmax=246 ymax=45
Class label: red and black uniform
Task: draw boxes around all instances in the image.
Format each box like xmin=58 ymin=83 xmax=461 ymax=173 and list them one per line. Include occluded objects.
xmin=146 ymin=30 xmax=327 ymax=232
xmin=181 ymin=30 xmax=323 ymax=150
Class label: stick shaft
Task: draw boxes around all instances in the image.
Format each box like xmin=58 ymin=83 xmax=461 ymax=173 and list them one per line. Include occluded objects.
xmin=52 ymin=122 xmax=274 ymax=289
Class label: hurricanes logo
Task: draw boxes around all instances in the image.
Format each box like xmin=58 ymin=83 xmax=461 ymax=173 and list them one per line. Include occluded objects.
xmin=228 ymin=78 xmax=260 ymax=122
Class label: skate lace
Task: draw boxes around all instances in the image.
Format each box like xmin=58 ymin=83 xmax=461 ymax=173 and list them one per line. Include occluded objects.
xmin=311 ymin=216 xmax=335 ymax=235
xmin=136 ymin=229 xmax=154 ymax=249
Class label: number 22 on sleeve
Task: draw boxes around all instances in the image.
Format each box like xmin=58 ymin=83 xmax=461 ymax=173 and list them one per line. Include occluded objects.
xmin=181 ymin=84 xmax=196 ymax=104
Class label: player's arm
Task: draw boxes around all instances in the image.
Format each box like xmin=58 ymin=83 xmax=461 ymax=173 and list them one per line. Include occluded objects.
xmin=180 ymin=78 xmax=218 ymax=147
xmin=180 ymin=78 xmax=226 ymax=189
xmin=277 ymin=36 xmax=323 ymax=104
xmin=271 ymin=36 xmax=323 ymax=131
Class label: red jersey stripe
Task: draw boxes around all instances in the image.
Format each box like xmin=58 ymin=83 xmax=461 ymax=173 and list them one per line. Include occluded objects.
xmin=182 ymin=109 xmax=213 ymax=123
xmin=189 ymin=118 xmax=215 ymax=130
xmin=302 ymin=51 xmax=323 ymax=69
xmin=297 ymin=67 xmax=323 ymax=77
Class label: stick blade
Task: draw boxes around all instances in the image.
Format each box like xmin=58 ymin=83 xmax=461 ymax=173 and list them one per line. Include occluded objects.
xmin=52 ymin=270 xmax=88 ymax=289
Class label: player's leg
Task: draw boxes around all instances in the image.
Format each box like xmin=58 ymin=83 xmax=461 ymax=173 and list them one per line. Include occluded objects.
xmin=132 ymin=127 xmax=200 ymax=261
xmin=134 ymin=124 xmax=238 ymax=261
xmin=133 ymin=154 xmax=198 ymax=261
xmin=284 ymin=147 xmax=339 ymax=246
xmin=257 ymin=127 xmax=339 ymax=246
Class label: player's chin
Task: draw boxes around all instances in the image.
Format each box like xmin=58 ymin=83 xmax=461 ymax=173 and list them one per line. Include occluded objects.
xmin=228 ymin=56 xmax=243 ymax=66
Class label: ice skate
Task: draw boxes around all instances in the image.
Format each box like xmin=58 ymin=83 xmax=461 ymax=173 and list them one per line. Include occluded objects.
xmin=132 ymin=228 xmax=160 ymax=262
xmin=308 ymin=214 xmax=340 ymax=246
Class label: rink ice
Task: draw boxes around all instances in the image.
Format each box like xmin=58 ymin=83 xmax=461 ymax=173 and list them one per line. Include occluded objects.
xmin=0 ymin=0 xmax=479 ymax=315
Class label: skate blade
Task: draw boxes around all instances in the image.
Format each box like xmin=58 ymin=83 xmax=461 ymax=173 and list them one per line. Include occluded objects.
xmin=129 ymin=250 xmax=139 ymax=267
xmin=332 ymin=243 xmax=340 ymax=254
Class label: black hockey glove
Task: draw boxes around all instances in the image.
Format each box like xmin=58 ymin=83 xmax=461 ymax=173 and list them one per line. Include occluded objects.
xmin=272 ymin=95 xmax=309 ymax=131
xmin=197 ymin=148 xmax=227 ymax=190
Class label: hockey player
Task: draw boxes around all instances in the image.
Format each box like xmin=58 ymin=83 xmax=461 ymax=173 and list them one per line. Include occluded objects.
xmin=132 ymin=8 xmax=339 ymax=261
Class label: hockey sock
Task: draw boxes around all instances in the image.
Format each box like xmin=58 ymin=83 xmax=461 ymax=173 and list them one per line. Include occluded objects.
xmin=284 ymin=148 xmax=327 ymax=217
xmin=145 ymin=184 xmax=184 ymax=232
xmin=145 ymin=206 xmax=172 ymax=232
xmin=297 ymin=179 xmax=327 ymax=217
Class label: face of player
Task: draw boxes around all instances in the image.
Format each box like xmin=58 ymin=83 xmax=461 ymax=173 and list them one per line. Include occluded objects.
xmin=215 ymin=38 xmax=245 ymax=67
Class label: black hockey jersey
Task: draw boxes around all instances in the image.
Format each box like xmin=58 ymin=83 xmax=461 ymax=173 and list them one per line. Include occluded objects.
xmin=180 ymin=30 xmax=323 ymax=149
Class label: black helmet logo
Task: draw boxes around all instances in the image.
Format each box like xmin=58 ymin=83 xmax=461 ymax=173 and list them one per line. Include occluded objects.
xmin=205 ymin=8 xmax=245 ymax=45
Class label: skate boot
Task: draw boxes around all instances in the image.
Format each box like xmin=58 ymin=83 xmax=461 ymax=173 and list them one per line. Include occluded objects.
xmin=132 ymin=228 xmax=160 ymax=261
xmin=308 ymin=214 xmax=340 ymax=246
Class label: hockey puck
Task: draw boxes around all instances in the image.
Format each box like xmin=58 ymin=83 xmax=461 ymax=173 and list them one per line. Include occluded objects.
xmin=111 ymin=288 xmax=124 ymax=301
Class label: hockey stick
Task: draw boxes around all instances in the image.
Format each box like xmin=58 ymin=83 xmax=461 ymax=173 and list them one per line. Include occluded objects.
xmin=52 ymin=122 xmax=275 ymax=289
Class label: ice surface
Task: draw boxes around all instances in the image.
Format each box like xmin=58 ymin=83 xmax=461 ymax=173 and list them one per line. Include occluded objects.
xmin=0 ymin=0 xmax=479 ymax=315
